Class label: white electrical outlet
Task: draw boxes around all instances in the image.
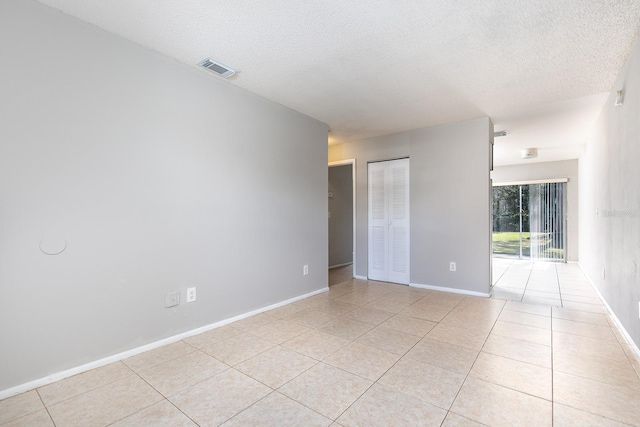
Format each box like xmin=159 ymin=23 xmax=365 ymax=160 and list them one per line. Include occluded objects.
xmin=303 ymin=264 xmax=309 ymax=275
xmin=450 ymin=262 xmax=456 ymax=272
xmin=187 ymin=287 xmax=196 ymax=303
xmin=602 ymin=267 xmax=606 ymax=279
xmin=164 ymin=291 xmax=180 ymax=308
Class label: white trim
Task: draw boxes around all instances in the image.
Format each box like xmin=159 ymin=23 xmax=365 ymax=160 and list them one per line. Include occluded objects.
xmin=354 ymin=275 xmax=368 ymax=280
xmin=328 ymin=159 xmax=356 ymax=166
xmin=329 ymin=159 xmax=356 ymax=279
xmin=492 ymin=178 xmax=569 ymax=187
xmin=329 ymin=262 xmax=353 ymax=270
xmin=0 ymin=287 xmax=329 ymax=400
xmin=578 ymin=264 xmax=640 ymax=361
xmin=410 ymin=282 xmax=490 ymax=298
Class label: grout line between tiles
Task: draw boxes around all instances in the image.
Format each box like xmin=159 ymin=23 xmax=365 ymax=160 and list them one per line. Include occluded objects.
xmin=328 ymin=316 xmax=442 ymax=423
xmin=490 ymin=258 xmax=513 ymax=290
xmin=34 ymin=389 xmax=57 ymax=427
xmin=322 ymin=286 xmax=464 ymax=423
xmin=121 ymin=368 xmax=199 ymax=423
xmin=220 ymin=349 xmax=327 ymax=423
xmin=165 ymin=398 xmax=200 ymax=427
xmin=519 ymin=261 xmax=535 ymax=302
xmin=122 ymin=340 xmax=199 ymax=374
xmin=443 ymin=297 xmax=508 ymax=425
xmin=555 ymin=263 xmax=565 ymax=309
xmin=37 ymin=362 xmax=137 ymax=410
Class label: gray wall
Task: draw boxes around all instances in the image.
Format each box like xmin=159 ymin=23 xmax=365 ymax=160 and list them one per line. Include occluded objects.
xmin=492 ymin=160 xmax=579 ymax=262
xmin=328 ymin=165 xmax=353 ymax=267
xmin=0 ymin=0 xmax=328 ymax=392
xmin=329 ymin=117 xmax=493 ymax=294
xmin=579 ymin=36 xmax=640 ymax=349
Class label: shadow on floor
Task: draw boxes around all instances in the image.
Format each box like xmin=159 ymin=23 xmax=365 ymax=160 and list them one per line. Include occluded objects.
xmin=329 ymin=264 xmax=353 ymax=286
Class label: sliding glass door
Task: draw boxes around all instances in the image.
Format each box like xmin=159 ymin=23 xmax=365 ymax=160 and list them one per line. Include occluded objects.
xmin=493 ymin=185 xmax=530 ymax=258
xmin=492 ymin=182 xmax=566 ymax=261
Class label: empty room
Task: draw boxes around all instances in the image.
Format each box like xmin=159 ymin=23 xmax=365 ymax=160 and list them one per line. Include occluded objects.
xmin=1 ymin=1 xmax=639 ymax=426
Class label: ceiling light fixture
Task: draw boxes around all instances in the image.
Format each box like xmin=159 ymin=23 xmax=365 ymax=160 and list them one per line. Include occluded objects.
xmin=614 ymin=90 xmax=624 ymax=107
xmin=494 ymin=131 xmax=507 ymax=137
xmin=197 ymin=57 xmax=237 ymax=78
xmin=521 ymin=148 xmax=538 ymax=160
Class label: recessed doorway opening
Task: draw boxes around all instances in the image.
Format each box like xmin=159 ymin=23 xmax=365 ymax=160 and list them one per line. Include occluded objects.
xmin=328 ymin=159 xmax=356 ymax=285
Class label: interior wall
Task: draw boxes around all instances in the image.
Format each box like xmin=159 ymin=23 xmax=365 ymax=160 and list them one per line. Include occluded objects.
xmin=328 ymin=165 xmax=353 ymax=267
xmin=579 ymin=36 xmax=640 ymax=349
xmin=0 ymin=0 xmax=328 ymax=392
xmin=329 ymin=117 xmax=493 ymax=295
xmin=491 ymin=160 xmax=579 ymax=262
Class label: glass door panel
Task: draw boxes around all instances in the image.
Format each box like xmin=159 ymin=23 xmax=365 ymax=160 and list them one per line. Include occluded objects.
xmin=492 ymin=185 xmax=528 ymax=257
xmin=493 ymin=182 xmax=565 ymax=261
xmin=529 ymin=183 xmax=565 ymax=261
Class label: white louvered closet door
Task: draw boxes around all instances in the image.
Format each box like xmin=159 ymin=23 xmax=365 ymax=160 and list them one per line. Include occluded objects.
xmin=368 ymin=158 xmax=410 ymax=284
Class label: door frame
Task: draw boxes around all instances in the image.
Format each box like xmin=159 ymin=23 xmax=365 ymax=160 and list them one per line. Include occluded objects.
xmin=328 ymin=159 xmax=356 ymax=278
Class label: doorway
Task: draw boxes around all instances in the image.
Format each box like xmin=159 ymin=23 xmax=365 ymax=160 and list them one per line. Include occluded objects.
xmin=492 ymin=181 xmax=566 ymax=261
xmin=368 ymin=158 xmax=410 ymax=284
xmin=328 ymin=160 xmax=356 ymax=283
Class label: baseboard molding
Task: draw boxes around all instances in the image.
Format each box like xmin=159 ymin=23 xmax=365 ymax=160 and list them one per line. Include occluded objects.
xmin=578 ymin=263 xmax=640 ymax=362
xmin=0 ymin=286 xmax=329 ymax=400
xmin=354 ymin=275 xmax=368 ymax=280
xmin=410 ymin=282 xmax=490 ymax=298
xmin=329 ymin=262 xmax=353 ymax=270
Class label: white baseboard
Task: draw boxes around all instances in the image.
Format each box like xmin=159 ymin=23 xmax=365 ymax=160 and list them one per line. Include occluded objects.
xmin=354 ymin=275 xmax=368 ymax=280
xmin=578 ymin=264 xmax=640 ymax=362
xmin=410 ymin=282 xmax=490 ymax=298
xmin=328 ymin=262 xmax=353 ymax=270
xmin=0 ymin=286 xmax=329 ymax=400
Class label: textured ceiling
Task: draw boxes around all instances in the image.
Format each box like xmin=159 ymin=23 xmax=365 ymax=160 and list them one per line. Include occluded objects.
xmin=36 ymin=0 xmax=640 ymax=165
xmin=492 ymin=93 xmax=609 ymax=166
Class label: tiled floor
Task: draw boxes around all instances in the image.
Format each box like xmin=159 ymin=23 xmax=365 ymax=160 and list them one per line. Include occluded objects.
xmin=328 ymin=264 xmax=353 ymax=286
xmin=2 ymin=262 xmax=640 ymax=426
xmin=492 ymin=258 xmax=607 ymax=310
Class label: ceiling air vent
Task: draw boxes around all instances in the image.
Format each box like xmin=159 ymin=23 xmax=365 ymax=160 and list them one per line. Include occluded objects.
xmin=197 ymin=58 xmax=236 ymax=78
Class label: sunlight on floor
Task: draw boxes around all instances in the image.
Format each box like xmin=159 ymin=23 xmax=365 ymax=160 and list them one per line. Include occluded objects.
xmin=492 ymin=259 xmax=604 ymax=311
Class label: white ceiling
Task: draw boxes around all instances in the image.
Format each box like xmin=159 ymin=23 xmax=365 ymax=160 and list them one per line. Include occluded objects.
xmin=37 ymin=0 xmax=640 ymax=165
xmin=492 ymin=92 xmax=609 ymax=166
